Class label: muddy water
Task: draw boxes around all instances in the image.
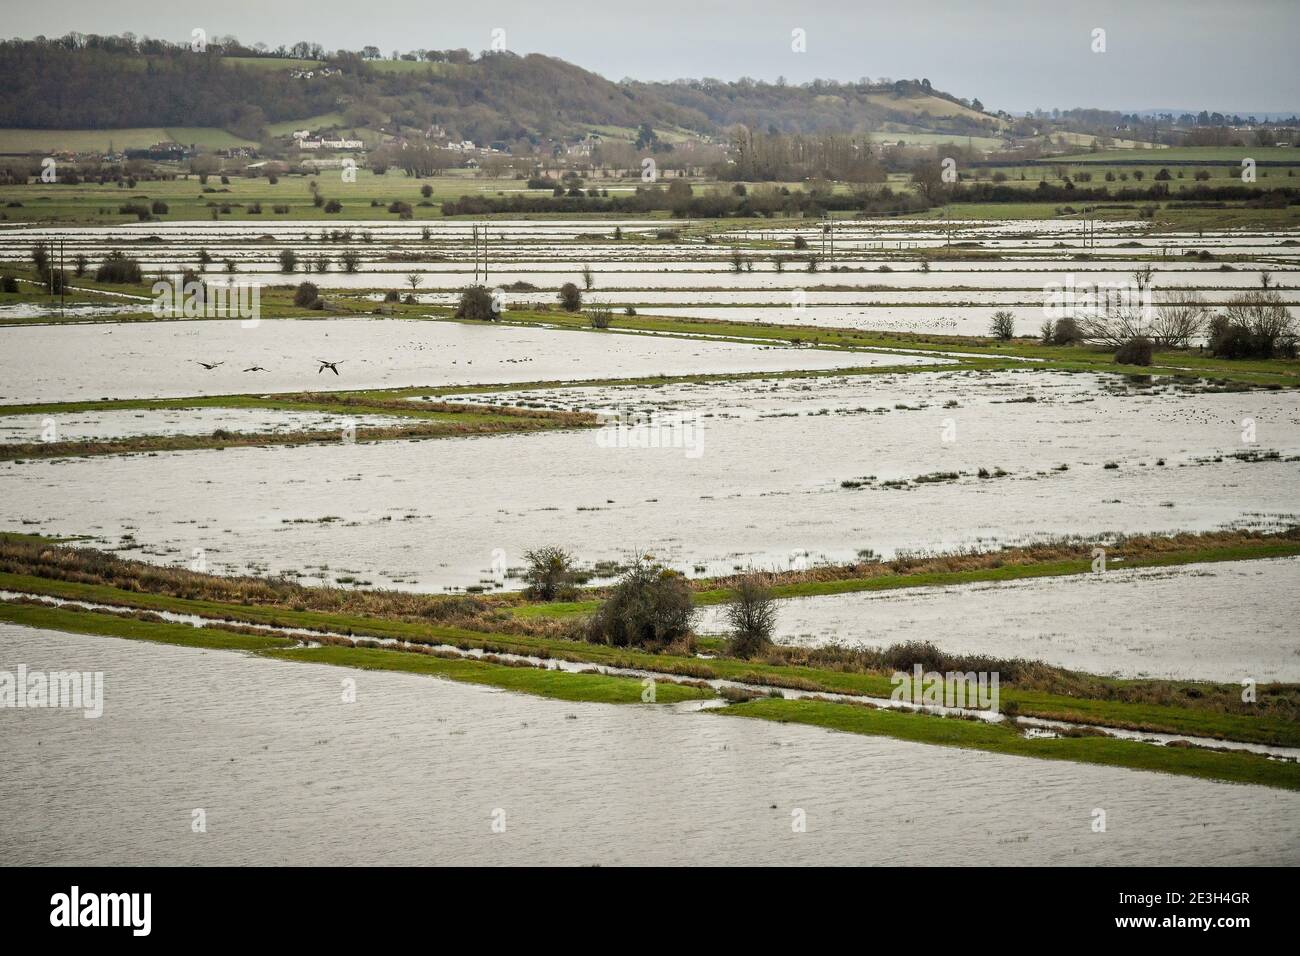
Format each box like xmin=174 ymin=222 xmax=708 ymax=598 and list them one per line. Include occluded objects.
xmin=0 ymin=407 xmax=405 ymax=444
xmin=699 ymin=558 xmax=1300 ymax=683
xmin=1 ymin=624 xmax=1295 ymax=865
xmin=0 ymin=318 xmax=920 ymax=404
xmin=2 ymin=370 xmax=1295 ymax=592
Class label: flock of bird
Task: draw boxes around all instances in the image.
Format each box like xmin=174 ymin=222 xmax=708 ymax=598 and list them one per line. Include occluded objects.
xmin=196 ymin=360 xmax=344 ymax=375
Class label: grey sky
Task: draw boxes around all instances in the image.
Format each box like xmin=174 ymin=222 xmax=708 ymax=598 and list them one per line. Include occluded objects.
xmin=13 ymin=0 xmax=1300 ymax=114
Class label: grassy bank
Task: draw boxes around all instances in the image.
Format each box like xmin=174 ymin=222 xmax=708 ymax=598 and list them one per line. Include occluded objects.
xmin=516 ymin=529 xmax=1300 ymax=616
xmin=0 ymin=600 xmax=708 ymax=704
xmin=490 ymin=308 xmax=1300 ymax=388
xmin=1 ymin=597 xmax=1295 ymax=790
xmin=716 ymin=698 xmax=1300 ymax=790
xmin=2 ymin=528 xmax=1298 ymax=749
xmin=0 ymin=391 xmax=595 ymax=459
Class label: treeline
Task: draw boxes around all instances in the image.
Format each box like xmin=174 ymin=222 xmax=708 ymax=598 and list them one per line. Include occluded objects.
xmin=0 ymin=40 xmax=702 ymax=141
xmin=721 ymin=128 xmax=890 ymax=182
xmin=944 ymin=181 xmax=1300 ymax=205
xmin=443 ymin=180 xmax=1297 ymax=220
xmin=444 ymin=185 xmax=904 ymax=219
xmin=0 ymin=41 xmax=338 ymax=132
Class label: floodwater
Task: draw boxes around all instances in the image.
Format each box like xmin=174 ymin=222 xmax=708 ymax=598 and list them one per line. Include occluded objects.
xmin=0 ymin=407 xmax=404 ymax=444
xmin=699 ymin=557 xmax=1300 ymax=683
xmin=2 ymin=624 xmax=1296 ymax=865
xmin=3 ymin=370 xmax=1295 ymax=591
xmin=3 ymin=218 xmax=1293 ymax=302
xmin=0 ymin=318 xmax=925 ymax=404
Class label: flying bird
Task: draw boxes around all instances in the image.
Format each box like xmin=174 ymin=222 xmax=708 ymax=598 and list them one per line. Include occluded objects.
xmin=243 ymin=366 xmax=268 ymax=372
xmin=317 ymin=360 xmax=343 ymax=375
xmin=196 ymin=361 xmax=224 ymax=370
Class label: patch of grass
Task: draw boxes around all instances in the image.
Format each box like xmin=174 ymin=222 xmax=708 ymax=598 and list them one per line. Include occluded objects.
xmin=260 ymin=644 xmax=711 ymax=704
xmin=3 ymin=593 xmax=1295 ymax=787
xmin=716 ymin=698 xmax=1300 ymax=791
xmin=0 ymin=599 xmax=292 ymax=651
xmin=3 ymin=564 xmax=1296 ymax=748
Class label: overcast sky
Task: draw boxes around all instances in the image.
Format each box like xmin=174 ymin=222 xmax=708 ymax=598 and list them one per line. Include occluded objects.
xmin=12 ymin=0 xmax=1300 ymax=114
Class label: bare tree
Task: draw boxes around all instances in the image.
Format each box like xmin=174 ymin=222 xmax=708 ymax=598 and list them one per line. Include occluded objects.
xmin=989 ymin=310 xmax=1016 ymax=341
xmin=725 ymin=573 xmax=779 ymax=658
xmin=1149 ymin=291 xmax=1207 ymax=348
xmin=1217 ymin=291 xmax=1298 ymax=357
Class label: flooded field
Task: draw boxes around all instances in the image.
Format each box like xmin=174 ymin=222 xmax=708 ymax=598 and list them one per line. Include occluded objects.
xmin=3 ymin=625 xmax=1295 ymax=866
xmin=698 ymin=557 xmax=1300 ymax=682
xmin=0 ymin=407 xmax=404 ymax=444
xmin=0 ymin=318 xmax=921 ymax=404
xmin=2 ymin=219 xmax=1293 ymax=307
xmin=4 ymin=369 xmax=1295 ymax=590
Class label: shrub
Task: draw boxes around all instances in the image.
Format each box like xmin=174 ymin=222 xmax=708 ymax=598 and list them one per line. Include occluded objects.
xmin=293 ymin=282 xmax=320 ymax=307
xmin=455 ymin=285 xmax=497 ymax=321
xmin=383 ymin=290 xmax=400 ymax=302
xmin=94 ymin=251 xmax=143 ymax=284
xmin=588 ymin=306 xmax=613 ymax=329
xmin=324 ymin=199 xmax=343 ymax=213
xmin=522 ymin=546 xmax=578 ymax=601
xmin=1209 ymin=292 xmax=1298 ymax=359
xmin=279 ymin=249 xmax=298 ymax=272
xmin=725 ymin=574 xmax=778 ymax=658
xmin=558 ymin=282 xmax=582 ymax=312
xmin=989 ymin=310 xmax=1016 ymax=340
xmin=150 ymin=200 xmax=168 ymax=214
xmin=586 ymin=558 xmax=695 ymax=649
xmin=0 ymin=274 xmax=18 ymax=293
xmin=1050 ymin=316 xmax=1083 ymax=345
xmin=1115 ymin=336 xmax=1154 ymax=366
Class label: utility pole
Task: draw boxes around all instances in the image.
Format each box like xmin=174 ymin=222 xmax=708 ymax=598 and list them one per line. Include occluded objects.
xmin=59 ymin=239 xmax=65 ymax=319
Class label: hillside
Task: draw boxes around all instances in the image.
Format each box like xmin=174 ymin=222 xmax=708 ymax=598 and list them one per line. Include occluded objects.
xmin=0 ymin=36 xmax=1001 ymax=149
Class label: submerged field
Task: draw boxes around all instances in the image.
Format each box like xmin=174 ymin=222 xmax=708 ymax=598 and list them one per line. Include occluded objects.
xmin=4 ymin=624 xmax=1298 ymax=865
xmin=2 ymin=213 xmax=1299 ymax=863
xmin=5 ymin=367 xmax=1292 ymax=591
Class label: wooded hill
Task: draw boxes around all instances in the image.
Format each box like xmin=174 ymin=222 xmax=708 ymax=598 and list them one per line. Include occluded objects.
xmin=0 ymin=36 xmax=1003 ymax=146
